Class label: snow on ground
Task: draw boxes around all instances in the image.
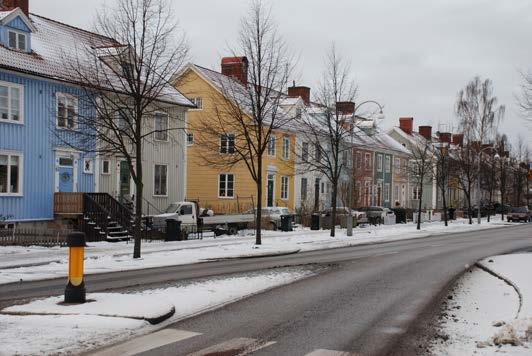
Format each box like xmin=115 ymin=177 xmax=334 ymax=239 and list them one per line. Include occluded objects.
xmin=431 ymin=253 xmax=532 ymax=356
xmin=0 ymin=218 xmax=513 ymax=284
xmin=0 ymin=267 xmax=315 ymax=356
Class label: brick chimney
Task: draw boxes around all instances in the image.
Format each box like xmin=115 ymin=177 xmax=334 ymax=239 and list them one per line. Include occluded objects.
xmin=336 ymin=101 xmax=355 ymax=115
xmin=399 ymin=117 xmax=413 ymax=135
xmin=221 ymin=56 xmax=248 ymax=85
xmin=288 ymin=83 xmax=310 ymax=105
xmin=418 ymin=126 xmax=432 ymax=140
xmin=438 ymin=132 xmax=452 ymax=144
xmin=0 ymin=0 xmax=28 ymax=15
xmin=452 ymin=133 xmax=464 ymax=146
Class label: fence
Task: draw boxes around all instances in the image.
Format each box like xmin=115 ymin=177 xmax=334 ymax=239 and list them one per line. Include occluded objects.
xmin=0 ymin=227 xmax=71 ymax=247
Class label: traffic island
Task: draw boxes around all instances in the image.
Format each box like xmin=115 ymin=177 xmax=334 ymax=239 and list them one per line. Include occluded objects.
xmin=2 ymin=293 xmax=175 ymax=325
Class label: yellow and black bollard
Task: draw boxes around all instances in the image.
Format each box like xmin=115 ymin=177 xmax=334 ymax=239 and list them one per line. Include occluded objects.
xmin=64 ymin=231 xmax=86 ymax=303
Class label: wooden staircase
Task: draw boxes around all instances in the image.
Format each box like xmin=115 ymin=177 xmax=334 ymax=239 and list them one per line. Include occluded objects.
xmin=82 ymin=193 xmax=133 ymax=242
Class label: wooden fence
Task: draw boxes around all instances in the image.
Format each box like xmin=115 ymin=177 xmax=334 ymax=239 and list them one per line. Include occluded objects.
xmin=0 ymin=228 xmax=71 ymax=247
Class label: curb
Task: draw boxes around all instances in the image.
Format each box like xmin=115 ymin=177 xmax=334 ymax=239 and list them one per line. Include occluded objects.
xmin=202 ymin=248 xmax=301 ymax=261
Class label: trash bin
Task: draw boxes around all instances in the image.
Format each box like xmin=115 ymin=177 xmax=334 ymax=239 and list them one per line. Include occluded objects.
xmin=165 ymin=219 xmax=182 ymax=241
xmin=311 ymin=214 xmax=320 ymax=230
xmin=448 ymin=208 xmax=456 ymax=220
xmin=280 ymin=215 xmax=292 ymax=232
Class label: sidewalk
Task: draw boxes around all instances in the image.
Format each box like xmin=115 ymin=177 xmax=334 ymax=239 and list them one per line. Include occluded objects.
xmin=0 ymin=218 xmax=515 ymax=285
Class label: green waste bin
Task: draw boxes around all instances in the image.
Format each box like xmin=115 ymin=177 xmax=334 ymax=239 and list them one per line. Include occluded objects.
xmin=311 ymin=214 xmax=320 ymax=230
xmin=280 ymin=215 xmax=292 ymax=232
xmin=165 ymin=219 xmax=182 ymax=241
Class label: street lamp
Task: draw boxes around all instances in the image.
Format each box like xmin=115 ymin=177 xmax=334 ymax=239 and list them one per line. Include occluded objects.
xmin=347 ymin=101 xmax=385 ymax=237
xmin=476 ymin=145 xmax=494 ymax=224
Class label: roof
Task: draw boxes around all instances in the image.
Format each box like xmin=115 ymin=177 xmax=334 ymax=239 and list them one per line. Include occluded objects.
xmin=0 ymin=13 xmax=192 ymax=107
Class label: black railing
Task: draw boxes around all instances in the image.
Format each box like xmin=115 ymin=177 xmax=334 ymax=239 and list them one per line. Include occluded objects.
xmin=83 ymin=193 xmax=133 ymax=240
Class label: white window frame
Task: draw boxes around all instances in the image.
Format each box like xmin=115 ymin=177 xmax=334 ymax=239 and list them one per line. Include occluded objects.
xmin=190 ymin=97 xmax=203 ymax=110
xmin=384 ymin=183 xmax=390 ymax=202
xmin=7 ymin=29 xmax=28 ymax=51
xmin=364 ymin=153 xmax=371 ymax=169
xmin=219 ymin=133 xmax=235 ymax=154
xmin=0 ymin=80 xmax=24 ymax=124
xmin=153 ymin=164 xmax=168 ymax=197
xmin=154 ymin=112 xmax=169 ymax=141
xmin=282 ymin=136 xmax=290 ymax=160
xmin=377 ymin=155 xmax=383 ymax=172
xmin=395 ymin=158 xmax=401 ymax=170
xmin=301 ymin=142 xmax=309 ymax=162
xmin=83 ymin=158 xmax=93 ymax=174
xmin=56 ymin=93 xmax=78 ymax=130
xmin=268 ymin=135 xmax=276 ymax=156
xmin=281 ymin=175 xmax=289 ymax=200
xmin=0 ymin=151 xmax=23 ymax=196
xmin=385 ymin=156 xmax=391 ymax=173
xmin=412 ymin=185 xmax=421 ymax=200
xmin=186 ymin=131 xmax=194 ymax=145
xmin=300 ymin=177 xmax=307 ymax=201
xmin=101 ymin=159 xmax=111 ymax=175
xmin=218 ymin=173 xmax=235 ymax=199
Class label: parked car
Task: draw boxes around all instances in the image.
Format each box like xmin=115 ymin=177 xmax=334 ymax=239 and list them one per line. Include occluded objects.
xmin=507 ymin=207 xmax=530 ymax=223
xmin=357 ymin=206 xmax=395 ymax=224
xmin=244 ymin=207 xmax=294 ymax=230
xmin=320 ymin=207 xmax=368 ymax=226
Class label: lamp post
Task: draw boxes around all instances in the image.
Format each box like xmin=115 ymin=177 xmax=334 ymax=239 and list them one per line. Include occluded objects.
xmin=494 ymin=152 xmax=509 ymax=221
xmin=476 ymin=145 xmax=494 ymax=224
xmin=347 ymin=101 xmax=385 ymax=236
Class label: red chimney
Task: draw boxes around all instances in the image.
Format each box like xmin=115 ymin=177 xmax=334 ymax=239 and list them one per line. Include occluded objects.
xmin=399 ymin=117 xmax=413 ymax=135
xmin=221 ymin=56 xmax=248 ymax=85
xmin=438 ymin=132 xmax=452 ymax=144
xmin=336 ymin=101 xmax=355 ymax=115
xmin=0 ymin=0 xmax=28 ymax=15
xmin=288 ymin=84 xmax=310 ymax=105
xmin=452 ymin=133 xmax=464 ymax=146
xmin=418 ymin=126 xmax=432 ymax=140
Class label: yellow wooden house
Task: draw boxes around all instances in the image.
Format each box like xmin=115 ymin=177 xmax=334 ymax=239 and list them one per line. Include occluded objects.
xmin=173 ymin=57 xmax=296 ymax=213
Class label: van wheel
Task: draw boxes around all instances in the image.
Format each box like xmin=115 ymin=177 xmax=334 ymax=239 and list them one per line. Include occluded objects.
xmin=270 ymin=222 xmax=277 ymax=231
xmin=228 ymin=226 xmax=238 ymax=235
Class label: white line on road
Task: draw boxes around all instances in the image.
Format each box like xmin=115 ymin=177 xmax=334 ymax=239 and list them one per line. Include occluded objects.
xmin=187 ymin=337 xmax=276 ymax=355
xmin=91 ymin=329 xmax=201 ymax=356
xmin=305 ymin=349 xmax=360 ymax=356
xmin=371 ymin=251 xmax=399 ymax=257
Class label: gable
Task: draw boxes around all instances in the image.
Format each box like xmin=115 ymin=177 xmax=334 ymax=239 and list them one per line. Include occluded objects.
xmin=6 ymin=15 xmax=30 ymax=32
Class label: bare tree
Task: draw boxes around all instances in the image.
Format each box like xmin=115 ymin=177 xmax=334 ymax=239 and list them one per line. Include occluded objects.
xmin=455 ymin=77 xmax=504 ymax=223
xmin=295 ymin=45 xmax=358 ymax=237
xmin=59 ymin=0 xmax=189 ymax=258
xmin=434 ymin=144 xmax=450 ymax=226
xmin=405 ymin=138 xmax=434 ymax=230
xmin=190 ymin=0 xmax=293 ymax=245
xmin=495 ymin=134 xmax=510 ymax=220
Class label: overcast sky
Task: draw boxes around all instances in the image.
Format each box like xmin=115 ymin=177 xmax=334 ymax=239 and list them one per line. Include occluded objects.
xmin=32 ymin=0 xmax=532 ymax=147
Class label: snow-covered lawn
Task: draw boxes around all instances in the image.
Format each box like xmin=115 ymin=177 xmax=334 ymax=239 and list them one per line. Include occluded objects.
xmin=431 ymin=253 xmax=532 ymax=355
xmin=0 ymin=218 xmax=514 ymax=284
xmin=0 ymin=267 xmax=314 ymax=355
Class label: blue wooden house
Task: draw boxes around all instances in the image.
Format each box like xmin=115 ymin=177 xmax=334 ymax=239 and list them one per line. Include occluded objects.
xmin=0 ymin=4 xmax=98 ymax=225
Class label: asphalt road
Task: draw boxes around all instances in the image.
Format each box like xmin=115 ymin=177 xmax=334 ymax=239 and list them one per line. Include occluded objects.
xmin=2 ymin=224 xmax=532 ymax=355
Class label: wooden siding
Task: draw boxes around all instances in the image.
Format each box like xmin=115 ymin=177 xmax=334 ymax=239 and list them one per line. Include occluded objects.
xmin=53 ymin=192 xmax=83 ymax=214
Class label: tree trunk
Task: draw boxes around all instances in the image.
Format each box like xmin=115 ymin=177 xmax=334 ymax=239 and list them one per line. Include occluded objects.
xmin=467 ymin=193 xmax=472 ymax=224
xmin=330 ymin=182 xmax=337 ymax=237
xmin=441 ymin=186 xmax=448 ymax=227
xmin=133 ymin=151 xmax=143 ymax=259
xmin=255 ymin=154 xmax=262 ymax=245
xmin=417 ymin=185 xmax=423 ymax=230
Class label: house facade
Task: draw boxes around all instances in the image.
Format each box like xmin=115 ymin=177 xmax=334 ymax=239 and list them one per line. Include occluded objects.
xmin=173 ymin=59 xmax=296 ymax=214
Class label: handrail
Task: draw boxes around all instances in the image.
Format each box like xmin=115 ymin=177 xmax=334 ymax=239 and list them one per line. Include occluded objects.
xmin=85 ymin=193 xmax=133 ymax=234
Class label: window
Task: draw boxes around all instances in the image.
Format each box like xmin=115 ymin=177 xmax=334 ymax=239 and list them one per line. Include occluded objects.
xmin=412 ymin=186 xmax=421 ymax=200
xmin=220 ymin=134 xmax=235 ymax=154
xmin=101 ymin=160 xmax=110 ymax=175
xmin=281 ymin=176 xmax=289 ymax=200
xmin=0 ymin=152 xmax=22 ymax=195
xmin=187 ymin=132 xmax=194 ymax=145
xmin=154 ymin=113 xmax=168 ymax=141
xmin=377 ymin=155 xmax=383 ymax=172
xmin=56 ymin=93 xmax=77 ymax=129
xmin=342 ymin=150 xmax=348 ymax=167
xmin=395 ymin=158 xmax=401 ymax=170
xmin=394 ymin=184 xmax=400 ymax=204
xmin=384 ymin=183 xmax=390 ymax=202
xmin=219 ymin=173 xmax=234 ymax=198
xmin=154 ymin=164 xmax=168 ymax=196
xmin=268 ymin=135 xmax=276 ymax=156
xmin=301 ymin=142 xmax=309 ymax=162
xmin=301 ymin=177 xmax=307 ymax=201
xmin=83 ymin=158 xmax=93 ymax=174
xmin=357 ymin=152 xmax=362 ymax=169
xmin=321 ymin=182 xmax=325 ymax=194
xmin=315 ymin=143 xmax=321 ymax=162
xmin=296 ymin=107 xmax=302 ymax=120
xmin=364 ymin=153 xmax=371 ymax=169
xmin=385 ymin=156 xmax=391 ymax=173
xmin=0 ymin=82 xmax=23 ymax=123
xmin=191 ymin=97 xmax=203 ymax=110
xmin=282 ymin=136 xmax=290 ymax=160
xmin=7 ymin=30 xmax=27 ymax=51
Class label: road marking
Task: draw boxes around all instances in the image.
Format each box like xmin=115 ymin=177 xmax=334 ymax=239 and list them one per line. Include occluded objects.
xmin=91 ymin=329 xmax=201 ymax=356
xmin=371 ymin=251 xmax=398 ymax=257
xmin=187 ymin=337 xmax=276 ymax=356
xmin=305 ymin=349 xmax=361 ymax=356
xmin=430 ymin=243 xmax=444 ymax=247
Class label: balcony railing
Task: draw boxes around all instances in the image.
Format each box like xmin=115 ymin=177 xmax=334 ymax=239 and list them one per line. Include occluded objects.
xmin=54 ymin=192 xmax=84 ymax=215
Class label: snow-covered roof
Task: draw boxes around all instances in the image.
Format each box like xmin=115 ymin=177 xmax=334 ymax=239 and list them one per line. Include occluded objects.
xmin=0 ymin=13 xmax=192 ymax=107
xmin=0 ymin=9 xmax=16 ymax=21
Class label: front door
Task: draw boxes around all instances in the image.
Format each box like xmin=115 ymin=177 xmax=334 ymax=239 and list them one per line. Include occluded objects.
xmin=267 ymin=174 xmax=275 ymax=207
xmin=58 ymin=157 xmax=74 ymax=192
xmin=119 ymin=161 xmax=131 ymax=199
